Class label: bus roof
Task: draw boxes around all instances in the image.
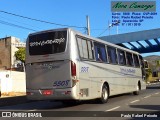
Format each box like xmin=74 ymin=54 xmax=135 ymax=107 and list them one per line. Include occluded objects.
xmin=28 ymin=28 xmax=140 ymax=55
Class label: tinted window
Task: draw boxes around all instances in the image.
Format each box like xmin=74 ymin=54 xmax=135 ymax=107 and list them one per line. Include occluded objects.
xmin=77 ymin=37 xmax=83 ymax=57
xmin=139 ymin=55 xmax=145 ymax=79
xmin=87 ymin=41 xmax=94 ymax=59
xmin=81 ymin=39 xmax=88 ymax=58
xmin=77 ymin=37 xmax=94 ymax=59
xmin=139 ymin=55 xmax=145 ymax=68
xmin=29 ymin=31 xmax=67 ymax=55
xmin=117 ymin=49 xmax=126 ymax=65
xmin=94 ymin=42 xmax=107 ymax=62
xmin=133 ymin=54 xmax=140 ymax=67
xmin=126 ymin=52 xmax=134 ymax=66
xmin=108 ymin=46 xmax=117 ymax=64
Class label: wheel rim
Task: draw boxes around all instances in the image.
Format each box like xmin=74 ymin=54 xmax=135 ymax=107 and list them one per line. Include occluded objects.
xmin=102 ymin=88 xmax=108 ymax=100
xmin=137 ymin=85 xmax=139 ymax=91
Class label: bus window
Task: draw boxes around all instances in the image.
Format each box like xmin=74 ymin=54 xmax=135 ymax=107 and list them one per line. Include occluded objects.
xmin=107 ymin=46 xmax=117 ymax=64
xmin=94 ymin=42 xmax=107 ymax=62
xmin=126 ymin=52 xmax=134 ymax=66
xmin=133 ymin=54 xmax=140 ymax=67
xmin=139 ymin=55 xmax=146 ymax=79
xmin=77 ymin=37 xmax=83 ymax=58
xmin=29 ymin=31 xmax=67 ymax=55
xmin=77 ymin=37 xmax=94 ymax=60
xmin=139 ymin=55 xmax=145 ymax=68
xmin=87 ymin=41 xmax=94 ymax=59
xmin=81 ymin=39 xmax=88 ymax=58
xmin=117 ymin=49 xmax=126 ymax=65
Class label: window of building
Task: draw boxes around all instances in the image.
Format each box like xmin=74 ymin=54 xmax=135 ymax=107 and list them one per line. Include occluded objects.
xmin=94 ymin=42 xmax=107 ymax=62
xmin=117 ymin=49 xmax=126 ymax=65
xmin=126 ymin=52 xmax=134 ymax=66
xmin=133 ymin=54 xmax=140 ymax=67
xmin=107 ymin=46 xmax=117 ymax=64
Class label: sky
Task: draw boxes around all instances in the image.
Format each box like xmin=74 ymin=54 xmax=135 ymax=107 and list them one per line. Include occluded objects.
xmin=0 ymin=0 xmax=160 ymax=56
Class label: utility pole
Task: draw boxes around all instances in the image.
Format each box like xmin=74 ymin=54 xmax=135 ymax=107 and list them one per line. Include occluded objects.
xmin=86 ymin=15 xmax=90 ymax=36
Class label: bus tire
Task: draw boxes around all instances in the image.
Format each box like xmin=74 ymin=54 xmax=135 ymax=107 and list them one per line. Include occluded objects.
xmin=99 ymin=84 xmax=109 ymax=104
xmin=133 ymin=83 xmax=140 ymax=95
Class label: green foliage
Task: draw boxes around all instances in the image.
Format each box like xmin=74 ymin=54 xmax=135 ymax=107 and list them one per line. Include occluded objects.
xmin=156 ymin=60 xmax=160 ymax=66
xmin=15 ymin=48 xmax=25 ymax=62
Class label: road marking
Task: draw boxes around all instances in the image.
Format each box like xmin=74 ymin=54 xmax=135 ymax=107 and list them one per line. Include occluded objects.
xmin=27 ymin=109 xmax=37 ymax=112
xmin=105 ymin=106 xmax=120 ymax=111
xmin=155 ymin=92 xmax=159 ymax=95
xmin=130 ymin=99 xmax=140 ymax=103
xmin=144 ymin=95 xmax=151 ymax=99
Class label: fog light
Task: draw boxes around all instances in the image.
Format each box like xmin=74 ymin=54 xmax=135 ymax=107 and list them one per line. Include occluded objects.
xmin=26 ymin=92 xmax=34 ymax=95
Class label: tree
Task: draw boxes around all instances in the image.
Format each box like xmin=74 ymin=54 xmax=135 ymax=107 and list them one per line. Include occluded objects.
xmin=145 ymin=68 xmax=152 ymax=80
xmin=15 ymin=47 xmax=25 ymax=62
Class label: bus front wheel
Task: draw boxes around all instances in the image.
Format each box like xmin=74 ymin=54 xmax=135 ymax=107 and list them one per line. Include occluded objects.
xmin=99 ymin=84 xmax=109 ymax=104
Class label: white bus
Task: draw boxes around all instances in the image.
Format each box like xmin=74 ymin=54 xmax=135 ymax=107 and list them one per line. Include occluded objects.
xmin=25 ymin=28 xmax=146 ymax=103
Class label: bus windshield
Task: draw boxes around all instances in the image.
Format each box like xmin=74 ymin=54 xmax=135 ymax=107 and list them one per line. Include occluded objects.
xmin=29 ymin=31 xmax=67 ymax=55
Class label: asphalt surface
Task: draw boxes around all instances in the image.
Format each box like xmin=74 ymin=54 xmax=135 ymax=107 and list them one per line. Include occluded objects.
xmin=0 ymin=82 xmax=160 ymax=120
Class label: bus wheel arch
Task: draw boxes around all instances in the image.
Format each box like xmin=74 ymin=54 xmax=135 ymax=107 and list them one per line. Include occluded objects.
xmin=138 ymin=81 xmax=141 ymax=90
xmin=98 ymin=82 xmax=110 ymax=104
xmin=133 ymin=81 xmax=141 ymax=95
xmin=104 ymin=82 xmax=110 ymax=96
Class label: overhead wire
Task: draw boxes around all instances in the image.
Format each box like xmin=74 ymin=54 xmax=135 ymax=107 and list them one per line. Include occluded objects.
xmin=97 ymin=28 xmax=109 ymax=37
xmin=0 ymin=10 xmax=86 ymax=29
xmin=0 ymin=15 xmax=42 ymax=30
xmin=0 ymin=19 xmax=37 ymax=31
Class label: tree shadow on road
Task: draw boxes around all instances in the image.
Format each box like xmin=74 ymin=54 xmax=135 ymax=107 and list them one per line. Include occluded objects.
xmin=129 ymin=105 xmax=160 ymax=111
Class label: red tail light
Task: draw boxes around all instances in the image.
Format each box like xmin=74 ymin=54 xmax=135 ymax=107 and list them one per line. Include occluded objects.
xmin=71 ymin=61 xmax=76 ymax=76
xmin=42 ymin=90 xmax=53 ymax=96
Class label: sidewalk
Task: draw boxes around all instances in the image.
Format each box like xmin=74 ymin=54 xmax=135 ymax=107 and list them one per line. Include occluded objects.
xmin=0 ymin=92 xmax=28 ymax=107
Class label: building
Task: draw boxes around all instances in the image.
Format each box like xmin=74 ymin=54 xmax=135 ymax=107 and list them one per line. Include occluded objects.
xmin=0 ymin=36 xmax=26 ymax=70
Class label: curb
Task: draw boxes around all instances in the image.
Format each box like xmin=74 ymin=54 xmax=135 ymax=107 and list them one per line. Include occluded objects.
xmin=147 ymin=82 xmax=160 ymax=86
xmin=0 ymin=96 xmax=28 ymax=107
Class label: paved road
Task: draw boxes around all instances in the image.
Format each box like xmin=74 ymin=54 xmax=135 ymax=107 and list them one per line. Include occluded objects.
xmin=0 ymin=83 xmax=160 ymax=120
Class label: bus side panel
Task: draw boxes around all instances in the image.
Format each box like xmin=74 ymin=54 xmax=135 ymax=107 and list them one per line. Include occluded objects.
xmin=77 ymin=61 xmax=91 ymax=100
xmin=89 ymin=62 xmax=125 ymax=96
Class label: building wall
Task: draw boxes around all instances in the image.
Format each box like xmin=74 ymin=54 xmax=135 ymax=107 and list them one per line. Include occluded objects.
xmin=11 ymin=71 xmax=26 ymax=92
xmin=0 ymin=70 xmax=26 ymax=95
xmin=0 ymin=37 xmax=26 ymax=96
xmin=10 ymin=37 xmax=20 ymax=68
xmin=0 ymin=37 xmax=11 ymax=69
xmin=0 ymin=36 xmax=26 ymax=70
